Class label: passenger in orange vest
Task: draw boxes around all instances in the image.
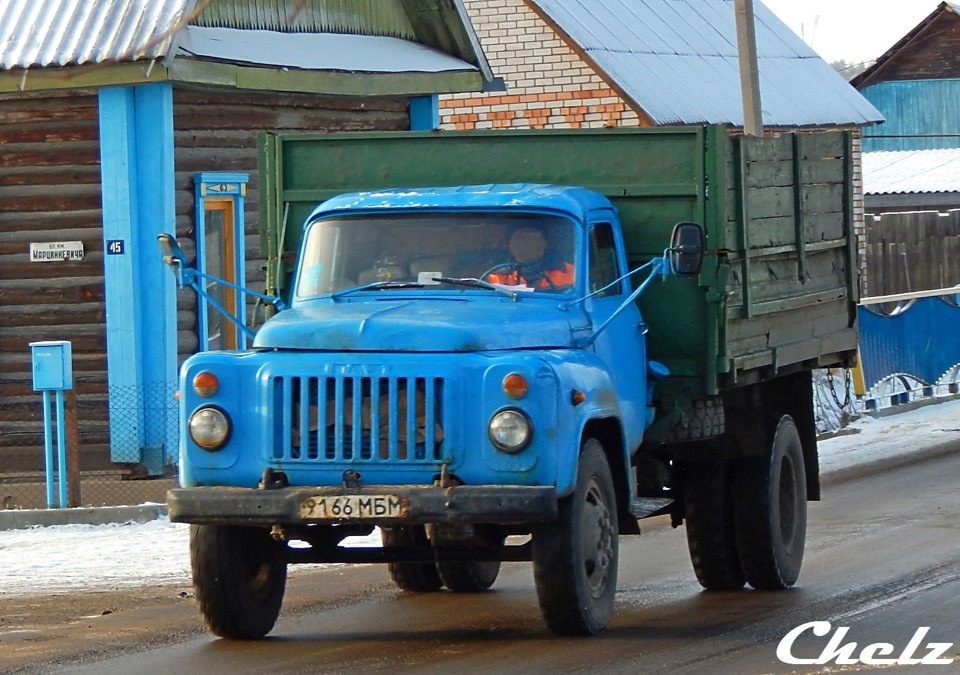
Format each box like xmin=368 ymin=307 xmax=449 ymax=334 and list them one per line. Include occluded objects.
xmin=483 ymin=226 xmax=575 ymax=292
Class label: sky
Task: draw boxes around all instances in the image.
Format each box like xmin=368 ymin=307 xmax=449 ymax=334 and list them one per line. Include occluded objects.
xmin=2 ymin=396 xmax=959 ymax=597
xmin=761 ymin=0 xmax=938 ymax=65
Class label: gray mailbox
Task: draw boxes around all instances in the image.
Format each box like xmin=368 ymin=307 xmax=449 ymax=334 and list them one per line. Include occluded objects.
xmin=30 ymin=340 xmax=73 ymax=391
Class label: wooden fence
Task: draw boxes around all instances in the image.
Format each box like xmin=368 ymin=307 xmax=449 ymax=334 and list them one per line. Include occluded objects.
xmin=864 ymin=210 xmax=960 ymax=296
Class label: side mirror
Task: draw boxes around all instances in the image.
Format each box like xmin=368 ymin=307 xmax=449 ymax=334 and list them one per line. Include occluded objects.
xmin=669 ymin=222 xmax=704 ymax=276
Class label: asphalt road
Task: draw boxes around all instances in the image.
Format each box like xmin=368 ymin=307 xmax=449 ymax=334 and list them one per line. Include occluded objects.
xmin=36 ymin=452 xmax=960 ymax=674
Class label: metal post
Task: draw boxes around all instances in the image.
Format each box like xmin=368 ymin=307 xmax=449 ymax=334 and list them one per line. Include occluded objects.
xmin=734 ymin=0 xmax=764 ymax=136
xmin=42 ymin=390 xmax=55 ymax=508
xmin=55 ymin=389 xmax=68 ymax=508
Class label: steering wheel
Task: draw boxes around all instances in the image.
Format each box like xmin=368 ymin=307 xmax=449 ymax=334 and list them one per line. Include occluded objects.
xmin=481 ymin=262 xmax=557 ymax=291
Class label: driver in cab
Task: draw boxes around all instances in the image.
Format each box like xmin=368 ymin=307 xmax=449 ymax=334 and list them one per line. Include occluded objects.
xmin=484 ymin=226 xmax=574 ymax=292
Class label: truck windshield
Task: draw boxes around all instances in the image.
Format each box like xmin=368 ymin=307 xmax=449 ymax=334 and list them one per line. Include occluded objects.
xmin=296 ymin=213 xmax=577 ymax=297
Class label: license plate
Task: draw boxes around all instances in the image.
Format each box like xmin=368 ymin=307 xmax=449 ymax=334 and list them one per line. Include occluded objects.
xmin=299 ymin=494 xmax=406 ymax=520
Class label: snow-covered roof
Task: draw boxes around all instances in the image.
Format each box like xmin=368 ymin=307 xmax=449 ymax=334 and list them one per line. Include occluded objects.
xmin=863 ymin=149 xmax=960 ymax=195
xmin=178 ymin=27 xmax=479 ymax=74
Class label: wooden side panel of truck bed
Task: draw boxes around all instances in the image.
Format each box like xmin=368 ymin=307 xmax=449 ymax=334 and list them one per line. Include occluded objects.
xmin=719 ymin=131 xmax=858 ymax=386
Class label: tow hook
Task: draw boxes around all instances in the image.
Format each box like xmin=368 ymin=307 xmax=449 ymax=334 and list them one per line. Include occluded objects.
xmin=259 ymin=468 xmax=289 ymax=490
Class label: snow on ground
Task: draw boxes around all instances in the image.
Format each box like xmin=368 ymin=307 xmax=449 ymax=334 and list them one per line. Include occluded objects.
xmin=1 ymin=398 xmax=958 ymax=598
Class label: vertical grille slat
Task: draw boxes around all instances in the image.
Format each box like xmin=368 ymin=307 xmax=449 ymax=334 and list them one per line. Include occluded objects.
xmin=388 ymin=378 xmax=399 ymax=461
xmin=370 ymin=377 xmax=381 ymax=460
xmin=271 ymin=371 xmax=445 ymax=465
xmin=424 ymin=377 xmax=436 ymax=456
xmin=334 ymin=377 xmax=345 ymax=460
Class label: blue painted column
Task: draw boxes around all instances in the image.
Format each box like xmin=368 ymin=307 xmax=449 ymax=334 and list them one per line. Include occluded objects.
xmin=98 ymin=83 xmax=178 ymax=474
xmin=409 ymin=95 xmax=440 ymax=130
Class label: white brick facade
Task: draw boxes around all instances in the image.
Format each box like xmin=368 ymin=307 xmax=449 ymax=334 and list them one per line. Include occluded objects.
xmin=440 ymin=0 xmax=643 ymax=130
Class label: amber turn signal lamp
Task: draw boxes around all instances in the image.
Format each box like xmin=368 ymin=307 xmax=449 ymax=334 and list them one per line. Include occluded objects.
xmin=502 ymin=373 xmax=529 ymax=399
xmin=571 ymin=389 xmax=586 ymax=406
xmin=193 ymin=372 xmax=219 ymax=398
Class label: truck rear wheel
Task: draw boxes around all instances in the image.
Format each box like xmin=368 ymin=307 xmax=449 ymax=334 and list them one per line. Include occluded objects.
xmin=437 ymin=558 xmax=501 ymax=592
xmin=532 ymin=439 xmax=618 ymax=636
xmin=383 ymin=525 xmax=443 ymax=592
xmin=683 ymin=460 xmax=745 ymax=590
xmin=734 ymin=415 xmax=807 ymax=589
xmin=436 ymin=530 xmax=503 ymax=592
xmin=190 ymin=524 xmax=287 ymax=639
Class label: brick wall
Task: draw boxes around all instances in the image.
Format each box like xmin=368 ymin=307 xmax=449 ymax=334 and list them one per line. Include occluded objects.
xmin=440 ymin=0 xmax=643 ymax=130
xmin=851 ymin=132 xmax=868 ymax=295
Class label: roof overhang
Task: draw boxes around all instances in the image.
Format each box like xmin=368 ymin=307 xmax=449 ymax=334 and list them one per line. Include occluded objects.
xmin=0 ymin=0 xmax=496 ymax=96
xmin=0 ymin=52 xmax=486 ymax=97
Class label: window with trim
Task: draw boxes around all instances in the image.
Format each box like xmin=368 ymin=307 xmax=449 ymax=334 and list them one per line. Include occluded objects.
xmin=193 ymin=173 xmax=249 ymax=351
xmin=589 ymin=222 xmax=621 ymax=296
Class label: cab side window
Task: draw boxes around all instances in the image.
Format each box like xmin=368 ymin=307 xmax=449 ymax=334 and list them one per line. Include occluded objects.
xmin=589 ymin=222 xmax=621 ymax=296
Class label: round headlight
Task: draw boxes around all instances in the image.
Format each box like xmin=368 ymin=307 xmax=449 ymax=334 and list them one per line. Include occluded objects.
xmin=188 ymin=407 xmax=231 ymax=450
xmin=488 ymin=409 xmax=532 ymax=453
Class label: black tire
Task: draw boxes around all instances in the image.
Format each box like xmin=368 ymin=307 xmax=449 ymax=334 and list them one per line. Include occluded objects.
xmin=436 ymin=532 xmax=503 ymax=592
xmin=532 ymin=439 xmax=619 ymax=636
xmin=734 ymin=415 xmax=807 ymax=590
xmin=190 ymin=524 xmax=287 ymax=639
xmin=437 ymin=559 xmax=501 ymax=592
xmin=683 ymin=460 xmax=745 ymax=590
xmin=383 ymin=525 xmax=443 ymax=592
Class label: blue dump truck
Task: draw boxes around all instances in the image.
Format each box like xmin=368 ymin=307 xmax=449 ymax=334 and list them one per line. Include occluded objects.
xmin=165 ymin=126 xmax=858 ymax=638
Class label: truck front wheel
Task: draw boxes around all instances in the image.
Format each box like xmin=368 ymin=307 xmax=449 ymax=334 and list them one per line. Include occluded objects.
xmin=532 ymin=439 xmax=618 ymax=636
xmin=190 ymin=524 xmax=287 ymax=639
xmin=734 ymin=415 xmax=807 ymax=589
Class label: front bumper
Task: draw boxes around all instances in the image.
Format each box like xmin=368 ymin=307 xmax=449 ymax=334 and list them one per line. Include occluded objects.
xmin=167 ymin=484 xmax=558 ymax=527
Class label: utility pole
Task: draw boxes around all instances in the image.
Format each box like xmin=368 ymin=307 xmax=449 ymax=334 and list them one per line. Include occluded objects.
xmin=734 ymin=0 xmax=763 ymax=135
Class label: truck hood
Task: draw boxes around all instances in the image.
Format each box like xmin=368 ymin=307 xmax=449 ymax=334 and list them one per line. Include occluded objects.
xmin=253 ymin=299 xmax=587 ymax=352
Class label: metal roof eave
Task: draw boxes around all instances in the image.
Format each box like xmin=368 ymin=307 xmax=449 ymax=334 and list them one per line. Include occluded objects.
xmin=0 ymin=60 xmax=485 ymax=97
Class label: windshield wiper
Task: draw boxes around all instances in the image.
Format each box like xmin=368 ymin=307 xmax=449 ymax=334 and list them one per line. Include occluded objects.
xmin=431 ymin=277 xmax=520 ymax=297
xmin=331 ymin=280 xmax=424 ymax=300
xmin=431 ymin=276 xmax=496 ymax=290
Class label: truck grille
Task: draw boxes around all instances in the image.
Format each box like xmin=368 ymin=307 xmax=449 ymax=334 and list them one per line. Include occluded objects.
xmin=270 ymin=375 xmax=446 ymax=464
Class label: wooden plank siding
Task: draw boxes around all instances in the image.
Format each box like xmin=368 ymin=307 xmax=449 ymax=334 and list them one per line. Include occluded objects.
xmin=864 ymin=210 xmax=960 ymax=298
xmin=171 ymin=89 xmax=410 ymax=362
xmin=720 ymin=131 xmax=857 ymax=382
xmin=0 ymin=90 xmax=110 ymax=471
xmin=0 ymin=87 xmax=410 ymax=475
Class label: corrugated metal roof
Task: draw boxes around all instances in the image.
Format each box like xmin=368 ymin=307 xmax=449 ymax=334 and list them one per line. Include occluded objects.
xmin=0 ymin=0 xmax=491 ymax=88
xmin=863 ymin=149 xmax=960 ymax=195
xmin=528 ymin=0 xmax=883 ymax=127
xmin=0 ymin=0 xmax=192 ymax=69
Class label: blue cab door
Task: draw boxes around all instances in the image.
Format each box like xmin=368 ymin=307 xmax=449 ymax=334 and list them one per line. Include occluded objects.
xmin=582 ymin=219 xmax=648 ymax=451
